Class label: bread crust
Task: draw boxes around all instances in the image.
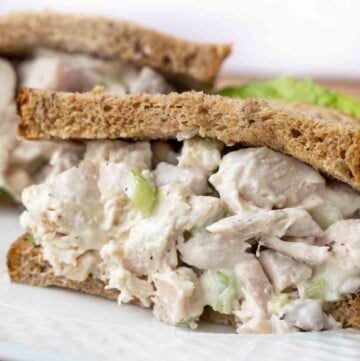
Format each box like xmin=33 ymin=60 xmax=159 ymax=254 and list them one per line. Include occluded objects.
xmin=7 ymin=234 xmax=119 ymax=300
xmin=17 ymin=88 xmax=360 ymax=191
xmin=0 ymin=11 xmax=231 ymax=90
xmin=7 ymin=234 xmax=360 ymax=330
xmin=0 ymin=197 xmax=16 ymax=207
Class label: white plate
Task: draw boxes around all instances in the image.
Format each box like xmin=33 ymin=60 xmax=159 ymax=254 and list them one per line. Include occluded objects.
xmin=1 ymin=207 xmax=360 ymax=361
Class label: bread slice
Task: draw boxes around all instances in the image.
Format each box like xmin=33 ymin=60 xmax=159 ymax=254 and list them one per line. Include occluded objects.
xmin=0 ymin=196 xmax=16 ymax=207
xmin=6 ymin=234 xmax=360 ymax=329
xmin=0 ymin=11 xmax=231 ymax=90
xmin=17 ymin=88 xmax=360 ymax=191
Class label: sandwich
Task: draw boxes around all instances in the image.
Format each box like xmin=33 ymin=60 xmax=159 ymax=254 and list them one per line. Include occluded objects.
xmin=0 ymin=11 xmax=230 ymax=201
xmin=7 ymin=87 xmax=360 ymax=334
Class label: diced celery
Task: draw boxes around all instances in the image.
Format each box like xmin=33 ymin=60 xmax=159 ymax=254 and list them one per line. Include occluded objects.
xmin=175 ymin=317 xmax=197 ymax=329
xmin=213 ymin=271 xmax=236 ymax=314
xmin=123 ymin=169 xmax=157 ymax=217
xmin=268 ymin=293 xmax=289 ymax=314
xmin=27 ymin=234 xmax=36 ymax=246
xmin=202 ymin=270 xmax=236 ymax=315
xmin=91 ymin=269 xmax=101 ymax=281
xmin=305 ymin=279 xmax=325 ymax=300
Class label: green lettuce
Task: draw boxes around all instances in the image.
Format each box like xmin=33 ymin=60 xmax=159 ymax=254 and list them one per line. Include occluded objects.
xmin=218 ymin=76 xmax=360 ymax=119
xmin=0 ymin=187 xmax=11 ymax=199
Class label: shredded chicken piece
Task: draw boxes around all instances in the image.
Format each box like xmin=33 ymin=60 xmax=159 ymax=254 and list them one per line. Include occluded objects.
xmin=63 ymin=250 xmax=100 ymax=282
xmin=317 ymin=181 xmax=360 ymax=218
xmin=179 ymin=230 xmax=251 ymax=270
xmin=210 ymin=147 xmax=324 ymax=213
xmin=264 ymin=236 xmax=329 ymax=265
xmin=177 ymin=138 xmax=222 ymax=173
xmin=154 ymin=162 xmax=209 ymax=195
xmin=129 ymin=67 xmax=174 ymax=94
xmin=152 ymin=267 xmax=203 ymax=326
xmin=206 ymin=210 xmax=289 ymax=240
xmin=259 ymin=250 xmax=312 ymax=292
xmin=235 ymin=257 xmax=274 ymax=333
xmin=101 ymin=240 xmax=154 ymax=307
xmin=278 ymin=299 xmax=325 ymax=331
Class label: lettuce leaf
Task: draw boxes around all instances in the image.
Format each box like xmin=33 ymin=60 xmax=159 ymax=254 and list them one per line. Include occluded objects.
xmin=0 ymin=187 xmax=10 ymax=199
xmin=218 ymin=76 xmax=360 ymax=119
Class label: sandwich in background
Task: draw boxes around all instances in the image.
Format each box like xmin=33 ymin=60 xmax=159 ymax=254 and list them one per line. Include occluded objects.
xmin=0 ymin=11 xmax=230 ymax=201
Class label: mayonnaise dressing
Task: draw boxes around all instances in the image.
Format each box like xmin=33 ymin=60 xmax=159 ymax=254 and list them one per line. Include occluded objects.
xmin=21 ymin=138 xmax=360 ymax=333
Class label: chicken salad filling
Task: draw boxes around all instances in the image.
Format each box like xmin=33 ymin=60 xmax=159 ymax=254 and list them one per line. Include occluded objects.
xmin=0 ymin=50 xmax=173 ymax=199
xmin=20 ymin=138 xmax=360 ymax=333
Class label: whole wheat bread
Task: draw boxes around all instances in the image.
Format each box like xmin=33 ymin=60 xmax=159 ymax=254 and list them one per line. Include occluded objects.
xmin=7 ymin=234 xmax=360 ymax=329
xmin=0 ymin=11 xmax=231 ymax=90
xmin=17 ymin=88 xmax=360 ymax=190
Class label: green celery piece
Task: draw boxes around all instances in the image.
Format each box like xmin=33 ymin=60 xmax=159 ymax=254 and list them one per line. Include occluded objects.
xmin=123 ymin=169 xmax=157 ymax=217
xmin=305 ymin=279 xmax=326 ymax=300
xmin=27 ymin=234 xmax=37 ymax=246
xmin=175 ymin=317 xmax=196 ymax=328
xmin=212 ymin=270 xmax=236 ymax=314
xmin=218 ymin=76 xmax=360 ymax=119
xmin=268 ymin=293 xmax=289 ymax=314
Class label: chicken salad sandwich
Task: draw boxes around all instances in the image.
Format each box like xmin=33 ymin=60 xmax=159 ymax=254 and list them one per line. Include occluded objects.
xmin=7 ymin=87 xmax=360 ymax=334
xmin=0 ymin=11 xmax=230 ymax=201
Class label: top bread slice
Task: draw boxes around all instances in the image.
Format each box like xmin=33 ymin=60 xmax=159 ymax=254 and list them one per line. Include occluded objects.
xmin=17 ymin=88 xmax=360 ymax=191
xmin=0 ymin=11 xmax=231 ymax=90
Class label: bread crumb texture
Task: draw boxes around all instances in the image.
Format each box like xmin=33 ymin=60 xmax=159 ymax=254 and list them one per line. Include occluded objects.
xmin=17 ymin=88 xmax=360 ymax=190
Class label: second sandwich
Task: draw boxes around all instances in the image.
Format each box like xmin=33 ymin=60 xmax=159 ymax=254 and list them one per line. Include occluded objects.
xmin=0 ymin=11 xmax=230 ymax=200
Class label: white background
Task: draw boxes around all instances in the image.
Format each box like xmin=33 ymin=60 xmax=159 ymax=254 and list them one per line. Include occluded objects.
xmin=0 ymin=0 xmax=359 ymax=79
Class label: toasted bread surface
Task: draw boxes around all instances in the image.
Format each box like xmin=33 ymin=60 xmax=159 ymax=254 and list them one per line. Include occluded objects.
xmin=0 ymin=11 xmax=231 ymax=90
xmin=17 ymin=88 xmax=360 ymax=190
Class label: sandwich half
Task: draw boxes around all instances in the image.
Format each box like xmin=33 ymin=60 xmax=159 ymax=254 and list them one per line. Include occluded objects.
xmin=8 ymin=88 xmax=360 ymax=333
xmin=0 ymin=11 xmax=230 ymax=201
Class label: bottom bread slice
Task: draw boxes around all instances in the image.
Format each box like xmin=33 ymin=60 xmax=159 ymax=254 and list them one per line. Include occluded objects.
xmin=6 ymin=234 xmax=360 ymax=330
xmin=0 ymin=197 xmax=16 ymax=207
